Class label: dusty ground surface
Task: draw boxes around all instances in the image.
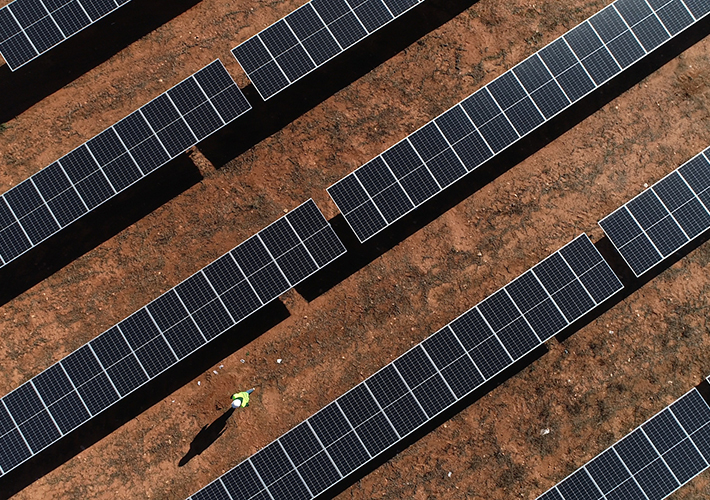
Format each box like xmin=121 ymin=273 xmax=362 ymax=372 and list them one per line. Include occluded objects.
xmin=1 ymin=0 xmax=710 ymax=498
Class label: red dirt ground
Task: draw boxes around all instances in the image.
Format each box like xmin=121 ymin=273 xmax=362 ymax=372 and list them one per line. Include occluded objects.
xmin=1 ymin=0 xmax=710 ymax=498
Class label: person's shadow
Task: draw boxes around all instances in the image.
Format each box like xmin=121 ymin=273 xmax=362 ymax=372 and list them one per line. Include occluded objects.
xmin=179 ymin=408 xmax=234 ymax=466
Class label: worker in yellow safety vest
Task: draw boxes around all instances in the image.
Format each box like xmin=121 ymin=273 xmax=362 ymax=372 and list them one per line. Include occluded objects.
xmin=231 ymin=388 xmax=255 ymax=409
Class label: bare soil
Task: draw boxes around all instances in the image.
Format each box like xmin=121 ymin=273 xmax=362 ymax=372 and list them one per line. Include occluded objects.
xmin=1 ymin=0 xmax=710 ymax=498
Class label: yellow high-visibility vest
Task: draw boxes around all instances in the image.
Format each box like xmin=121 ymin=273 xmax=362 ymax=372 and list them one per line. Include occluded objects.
xmin=231 ymin=392 xmax=250 ymax=407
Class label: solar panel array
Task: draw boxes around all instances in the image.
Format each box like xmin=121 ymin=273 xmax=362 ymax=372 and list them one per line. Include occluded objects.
xmin=599 ymin=147 xmax=710 ymax=276
xmin=232 ymin=0 xmax=425 ymax=100
xmin=187 ymin=234 xmax=623 ymax=500
xmin=0 ymin=59 xmax=250 ymax=270
xmin=0 ymin=199 xmax=345 ymax=477
xmin=537 ymin=387 xmax=710 ymax=500
xmin=0 ymin=0 xmax=131 ymax=71
xmin=328 ymin=0 xmax=710 ymax=242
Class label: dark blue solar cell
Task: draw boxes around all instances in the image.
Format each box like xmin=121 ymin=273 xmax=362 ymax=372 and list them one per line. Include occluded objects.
xmin=422 ymin=327 xmax=465 ymax=370
xmin=260 ymin=19 xmax=298 ymax=57
xmin=513 ymin=54 xmax=553 ymax=93
xmin=328 ymin=174 xmax=370 ymax=215
xmin=410 ymin=122 xmax=450 ymax=162
xmin=119 ymin=308 xmax=161 ymax=350
xmin=487 ymin=71 xmax=527 ymax=110
xmin=146 ymin=289 xmax=189 ymax=332
xmin=355 ymin=156 xmax=396 ymax=196
xmin=461 ymin=88 xmax=501 ymax=127
xmin=130 ymin=135 xmax=170 ymax=175
xmin=302 ymin=27 xmax=341 ymax=65
xmin=141 ymin=94 xmax=180 ymax=132
xmin=4 ymin=382 xmax=43 ymax=425
xmin=440 ymin=355 xmax=483 ymax=398
xmin=600 ymin=207 xmax=643 ymax=248
xmin=449 ymin=307 xmax=494 ymax=351
xmin=581 ymin=47 xmax=620 ymax=85
xmin=590 ymin=6 xmax=628 ymax=42
xmin=0 ymin=8 xmax=22 ymax=42
xmin=286 ymin=3 xmax=325 ymax=40
xmin=655 ymin=0 xmax=693 ymax=36
xmin=81 ymin=0 xmax=117 ymax=21
xmin=435 ymin=106 xmax=476 ymax=145
xmin=505 ymin=97 xmax=544 ymax=136
xmin=0 ymin=429 xmax=31 ymax=472
xmin=478 ymin=288 xmax=519 ymax=332
xmin=52 ymin=1 xmax=91 ymax=37
xmin=221 ymin=460 xmax=266 ymax=500
xmin=19 ymin=409 xmax=60 ymax=453
xmin=114 ymin=110 xmax=153 ymax=150
xmin=46 ymin=187 xmax=85 ymax=228
xmin=328 ymin=11 xmax=367 ymax=49
xmin=203 ymin=253 xmax=244 ymax=295
xmin=76 ymin=372 xmax=119 ymax=415
xmin=194 ymin=61 xmax=236 ymax=98
xmin=531 ymin=80 xmax=570 ymax=119
xmin=539 ymin=37 xmax=578 ymax=76
xmin=478 ymin=114 xmax=518 ymax=153
xmin=558 ymin=468 xmax=602 ymax=500
xmin=451 ymin=128 xmax=492 ymax=171
xmin=61 ymin=345 xmax=102 ymax=387
xmin=33 ymin=363 xmax=73 ymax=406
xmin=615 ymin=0 xmax=653 ymax=27
xmin=163 ymin=318 xmax=205 ymax=359
xmin=506 ymin=271 xmax=547 ymax=313
xmin=233 ymin=36 xmax=272 ymax=74
xmin=607 ymin=30 xmax=646 ymax=69
xmin=632 ymin=14 xmax=670 ymax=52
xmin=684 ymin=0 xmax=710 ymax=18
xmin=5 ymin=179 xmax=43 ymax=219
xmin=167 ymin=77 xmax=207 ymax=115
xmin=48 ymin=391 xmax=90 ymax=434
xmin=615 ymin=428 xmax=659 ymax=473
xmin=338 ymin=383 xmax=378 ymax=428
xmin=496 ymin=317 xmax=540 ymax=360
xmin=312 ymin=0 xmax=350 ymax=24
xmin=524 ymin=298 xmax=568 ymax=341
xmin=25 ymin=16 xmax=63 ymax=53
xmin=91 ymin=326 xmax=131 ymax=369
xmin=565 ymin=22 xmax=603 ymax=60
xmin=231 ymin=235 xmax=273 ymax=276
xmin=60 ymin=144 xmax=100 ymax=184
xmin=20 ymin=204 xmax=60 ymax=244
xmin=556 ymin=63 xmax=596 ymax=102
xmin=134 ymin=335 xmax=177 ymax=378
xmin=276 ymin=44 xmax=315 ymax=82
xmin=8 ymin=0 xmax=47 ymax=28
xmin=586 ymin=448 xmax=631 ymax=494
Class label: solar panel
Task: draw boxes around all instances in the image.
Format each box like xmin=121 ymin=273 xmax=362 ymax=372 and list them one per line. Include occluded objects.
xmin=0 ymin=199 xmax=345 ymax=477
xmin=328 ymin=0 xmax=708 ymax=242
xmin=537 ymin=386 xmax=710 ymax=500
xmin=231 ymin=0 xmax=425 ymax=100
xmin=0 ymin=59 xmax=250 ymax=270
xmin=186 ymin=234 xmax=623 ymax=500
xmin=599 ymin=147 xmax=710 ymax=276
xmin=0 ymin=0 xmax=132 ymax=71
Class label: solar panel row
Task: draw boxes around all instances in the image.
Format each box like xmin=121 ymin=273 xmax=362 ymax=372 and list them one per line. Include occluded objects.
xmin=328 ymin=0 xmax=710 ymax=242
xmin=599 ymin=147 xmax=710 ymax=276
xmin=0 ymin=199 xmax=346 ymax=477
xmin=0 ymin=0 xmax=131 ymax=71
xmin=0 ymin=59 xmax=250 ymax=270
xmin=232 ymin=0 xmax=425 ymax=100
xmin=187 ymin=234 xmax=623 ymax=500
xmin=537 ymin=387 xmax=710 ymax=500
